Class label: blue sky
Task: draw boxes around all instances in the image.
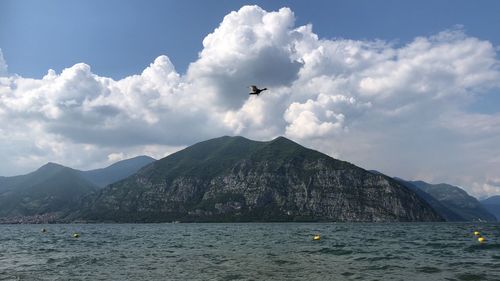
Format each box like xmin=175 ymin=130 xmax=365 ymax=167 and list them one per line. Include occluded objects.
xmin=2 ymin=0 xmax=499 ymax=78
xmin=0 ymin=1 xmax=500 ymax=198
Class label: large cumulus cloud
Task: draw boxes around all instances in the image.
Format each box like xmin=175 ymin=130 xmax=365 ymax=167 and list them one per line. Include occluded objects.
xmin=1 ymin=5 xmax=500 ymax=198
xmin=187 ymin=6 xmax=303 ymax=109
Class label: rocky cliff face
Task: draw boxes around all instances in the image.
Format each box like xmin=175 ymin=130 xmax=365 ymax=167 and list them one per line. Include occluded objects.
xmin=75 ymin=136 xmax=443 ymax=222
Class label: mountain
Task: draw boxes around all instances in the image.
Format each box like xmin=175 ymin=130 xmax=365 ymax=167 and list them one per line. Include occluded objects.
xmin=394 ymin=179 xmax=465 ymax=221
xmin=481 ymin=195 xmax=500 ymax=220
xmin=482 ymin=195 xmax=500 ymax=204
xmin=409 ymin=181 xmax=496 ymax=222
xmin=0 ymin=163 xmax=97 ymax=223
xmin=0 ymin=156 xmax=155 ymax=223
xmin=73 ymin=136 xmax=443 ymax=223
xmin=80 ymin=156 xmax=156 ymax=188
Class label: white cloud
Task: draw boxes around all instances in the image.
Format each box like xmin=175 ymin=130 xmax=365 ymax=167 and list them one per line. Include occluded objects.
xmin=471 ymin=178 xmax=500 ymax=199
xmin=284 ymin=94 xmax=352 ymax=139
xmin=1 ymin=6 xmax=500 ymax=199
xmin=187 ymin=6 xmax=303 ymax=109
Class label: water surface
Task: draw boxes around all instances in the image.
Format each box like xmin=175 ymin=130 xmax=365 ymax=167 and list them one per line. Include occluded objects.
xmin=1 ymin=223 xmax=499 ymax=280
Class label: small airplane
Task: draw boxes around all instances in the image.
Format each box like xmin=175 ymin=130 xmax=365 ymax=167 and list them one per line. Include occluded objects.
xmin=249 ymin=85 xmax=267 ymax=95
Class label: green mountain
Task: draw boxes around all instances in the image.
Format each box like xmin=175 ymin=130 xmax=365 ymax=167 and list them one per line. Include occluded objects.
xmin=74 ymin=136 xmax=442 ymax=222
xmin=481 ymin=195 xmax=500 ymax=220
xmin=80 ymin=156 xmax=156 ymax=188
xmin=409 ymin=181 xmax=496 ymax=222
xmin=0 ymin=163 xmax=97 ymax=223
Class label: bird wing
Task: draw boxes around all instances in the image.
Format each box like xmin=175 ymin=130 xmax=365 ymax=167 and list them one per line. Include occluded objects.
xmin=250 ymin=85 xmax=258 ymax=92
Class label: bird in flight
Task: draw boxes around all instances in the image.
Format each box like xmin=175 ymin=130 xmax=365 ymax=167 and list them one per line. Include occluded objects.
xmin=249 ymin=85 xmax=267 ymax=95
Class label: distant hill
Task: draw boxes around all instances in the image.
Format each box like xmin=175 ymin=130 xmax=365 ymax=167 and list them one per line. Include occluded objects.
xmin=409 ymin=181 xmax=496 ymax=222
xmin=0 ymin=156 xmax=156 ymax=223
xmin=80 ymin=156 xmax=156 ymax=188
xmin=73 ymin=136 xmax=442 ymax=223
xmin=394 ymin=179 xmax=465 ymax=221
xmin=481 ymin=195 xmax=500 ymax=220
xmin=0 ymin=163 xmax=97 ymax=223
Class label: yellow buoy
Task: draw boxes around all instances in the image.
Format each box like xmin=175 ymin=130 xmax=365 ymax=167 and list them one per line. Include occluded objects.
xmin=73 ymin=233 xmax=80 ymax=238
xmin=478 ymin=237 xmax=486 ymax=243
xmin=474 ymin=231 xmax=480 ymax=236
xmin=313 ymin=235 xmax=321 ymax=241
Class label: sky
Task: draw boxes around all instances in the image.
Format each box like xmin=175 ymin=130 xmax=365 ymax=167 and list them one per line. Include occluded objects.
xmin=0 ymin=0 xmax=499 ymax=198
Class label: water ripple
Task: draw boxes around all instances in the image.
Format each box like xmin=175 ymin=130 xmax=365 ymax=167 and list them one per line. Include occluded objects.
xmin=0 ymin=223 xmax=499 ymax=280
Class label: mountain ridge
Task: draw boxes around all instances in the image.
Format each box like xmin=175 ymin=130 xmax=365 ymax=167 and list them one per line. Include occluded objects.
xmin=481 ymin=195 xmax=500 ymax=220
xmin=0 ymin=156 xmax=156 ymax=223
xmin=2 ymin=136 xmax=496 ymax=223
xmin=0 ymin=164 xmax=97 ymax=222
xmin=409 ymin=181 xmax=496 ymax=222
xmin=394 ymin=179 xmax=466 ymax=221
xmin=80 ymin=155 xmax=156 ymax=187
xmin=73 ymin=136 xmax=443 ymax=223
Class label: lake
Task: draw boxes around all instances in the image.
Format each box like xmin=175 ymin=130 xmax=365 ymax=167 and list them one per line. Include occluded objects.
xmin=1 ymin=223 xmax=499 ymax=280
